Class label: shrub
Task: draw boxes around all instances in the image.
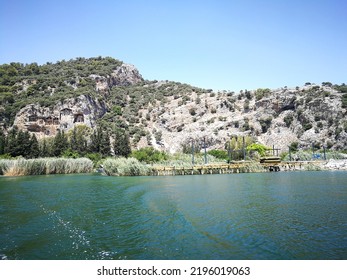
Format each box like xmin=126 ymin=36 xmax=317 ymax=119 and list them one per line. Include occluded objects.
xmin=259 ymin=117 xmax=272 ymax=133
xmin=289 ymin=142 xmax=299 ymax=152
xmin=342 ymin=93 xmax=347 ymax=108
xmin=283 ymin=115 xmax=293 ymax=127
xmin=303 ymin=123 xmax=313 ymax=131
xmin=244 ymin=99 xmax=250 ymax=110
xmin=131 ymin=147 xmax=168 ymax=163
xmin=189 ymin=107 xmax=196 ymax=116
xmin=154 ymin=130 xmax=162 ymax=143
xmin=207 ymin=117 xmax=215 ymax=124
xmin=85 ymin=153 xmax=102 ymax=166
xmin=112 ymin=105 xmax=122 ymax=115
xmin=207 ymin=149 xmax=228 ymax=160
xmin=177 ymin=124 xmax=184 ymax=132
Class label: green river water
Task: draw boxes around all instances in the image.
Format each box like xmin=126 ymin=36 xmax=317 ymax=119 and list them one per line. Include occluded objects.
xmin=0 ymin=171 xmax=346 ymax=260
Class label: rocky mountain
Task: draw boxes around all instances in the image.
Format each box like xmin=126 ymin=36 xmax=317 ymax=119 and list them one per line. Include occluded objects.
xmin=1 ymin=57 xmax=346 ymax=154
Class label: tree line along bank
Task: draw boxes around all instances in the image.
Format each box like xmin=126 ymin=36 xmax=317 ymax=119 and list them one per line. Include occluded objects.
xmin=0 ymin=125 xmax=131 ymax=162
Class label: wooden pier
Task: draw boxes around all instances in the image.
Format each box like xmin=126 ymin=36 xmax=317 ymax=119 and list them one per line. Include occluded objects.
xmin=151 ymin=161 xmax=325 ymax=176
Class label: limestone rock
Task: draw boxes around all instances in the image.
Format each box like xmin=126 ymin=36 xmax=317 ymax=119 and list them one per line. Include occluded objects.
xmin=13 ymin=95 xmax=106 ymax=138
xmin=110 ymin=63 xmax=143 ymax=86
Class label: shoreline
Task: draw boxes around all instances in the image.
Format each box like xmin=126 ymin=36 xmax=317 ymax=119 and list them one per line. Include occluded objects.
xmin=149 ymin=159 xmax=347 ymax=176
xmin=0 ymin=158 xmax=347 ymax=177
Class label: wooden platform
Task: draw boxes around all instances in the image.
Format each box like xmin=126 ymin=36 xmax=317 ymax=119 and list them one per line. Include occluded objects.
xmin=151 ymin=161 xmax=325 ymax=176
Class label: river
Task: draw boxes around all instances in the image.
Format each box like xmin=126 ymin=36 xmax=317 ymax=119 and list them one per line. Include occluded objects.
xmin=0 ymin=171 xmax=346 ymax=260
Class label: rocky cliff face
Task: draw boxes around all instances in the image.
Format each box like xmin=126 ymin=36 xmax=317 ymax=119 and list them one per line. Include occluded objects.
xmin=6 ymin=58 xmax=347 ymax=154
xmin=136 ymin=84 xmax=347 ymax=153
xmin=11 ymin=61 xmax=143 ymax=139
xmin=13 ymin=95 xmax=107 ymax=138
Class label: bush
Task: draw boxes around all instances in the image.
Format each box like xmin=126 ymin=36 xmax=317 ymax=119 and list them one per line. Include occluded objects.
xmin=189 ymin=107 xmax=196 ymax=116
xmin=303 ymin=123 xmax=313 ymax=131
xmin=85 ymin=153 xmax=102 ymax=166
xmin=289 ymin=142 xmax=299 ymax=152
xmin=342 ymin=93 xmax=347 ymax=108
xmin=283 ymin=115 xmax=293 ymax=127
xmin=112 ymin=105 xmax=122 ymax=115
xmin=244 ymin=100 xmax=250 ymax=111
xmin=259 ymin=117 xmax=272 ymax=133
xmin=207 ymin=149 xmax=228 ymax=160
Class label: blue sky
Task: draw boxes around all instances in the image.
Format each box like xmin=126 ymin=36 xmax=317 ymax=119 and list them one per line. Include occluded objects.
xmin=1 ymin=0 xmax=346 ymax=91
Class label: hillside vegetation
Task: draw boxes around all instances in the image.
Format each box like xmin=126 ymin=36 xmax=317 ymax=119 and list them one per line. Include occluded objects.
xmin=1 ymin=57 xmax=346 ymax=160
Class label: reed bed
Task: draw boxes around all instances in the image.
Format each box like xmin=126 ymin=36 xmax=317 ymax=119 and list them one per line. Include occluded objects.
xmin=0 ymin=158 xmax=93 ymax=176
xmin=240 ymin=161 xmax=266 ymax=173
xmin=102 ymin=157 xmax=152 ymax=176
xmin=151 ymin=153 xmax=225 ymax=169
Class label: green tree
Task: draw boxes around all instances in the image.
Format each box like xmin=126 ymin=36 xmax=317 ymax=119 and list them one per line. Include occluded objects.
xmin=53 ymin=130 xmax=69 ymax=156
xmin=70 ymin=126 xmax=78 ymax=152
xmin=246 ymin=143 xmax=269 ymax=157
xmin=4 ymin=126 xmax=19 ymax=156
xmin=29 ymin=134 xmax=40 ymax=158
xmin=89 ymin=129 xmax=100 ymax=153
xmin=113 ymin=129 xmax=131 ymax=157
xmin=99 ymin=130 xmax=111 ymax=157
xmin=0 ymin=130 xmax=5 ymax=154
xmin=17 ymin=130 xmax=32 ymax=158
xmin=39 ymin=138 xmax=54 ymax=157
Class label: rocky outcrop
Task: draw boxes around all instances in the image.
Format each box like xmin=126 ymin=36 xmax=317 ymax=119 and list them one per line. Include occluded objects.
xmin=89 ymin=63 xmax=143 ymax=93
xmin=13 ymin=95 xmax=106 ymax=138
xmin=110 ymin=63 xmax=143 ymax=86
xmin=136 ymin=84 xmax=347 ymax=153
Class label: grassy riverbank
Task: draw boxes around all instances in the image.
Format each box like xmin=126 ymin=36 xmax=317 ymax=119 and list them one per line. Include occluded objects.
xmin=0 ymin=158 xmax=93 ymax=176
xmin=1 ymin=155 xmax=346 ymax=177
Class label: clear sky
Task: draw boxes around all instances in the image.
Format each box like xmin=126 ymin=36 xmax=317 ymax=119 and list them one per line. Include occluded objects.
xmin=1 ymin=0 xmax=346 ymax=91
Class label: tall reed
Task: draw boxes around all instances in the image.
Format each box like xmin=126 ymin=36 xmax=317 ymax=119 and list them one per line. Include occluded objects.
xmin=152 ymin=153 xmax=225 ymax=169
xmin=102 ymin=157 xmax=152 ymax=176
xmin=0 ymin=158 xmax=93 ymax=176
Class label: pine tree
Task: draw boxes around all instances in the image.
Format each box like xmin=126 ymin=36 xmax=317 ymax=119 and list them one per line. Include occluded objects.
xmin=53 ymin=130 xmax=69 ymax=156
xmin=29 ymin=134 xmax=39 ymax=158
xmin=21 ymin=131 xmax=32 ymax=158
xmin=70 ymin=126 xmax=78 ymax=152
xmin=5 ymin=126 xmax=19 ymax=157
xmin=0 ymin=130 xmax=5 ymax=155
xmin=114 ymin=129 xmax=131 ymax=157
xmin=89 ymin=129 xmax=100 ymax=153
xmin=40 ymin=139 xmax=49 ymax=157
xmin=99 ymin=130 xmax=111 ymax=157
